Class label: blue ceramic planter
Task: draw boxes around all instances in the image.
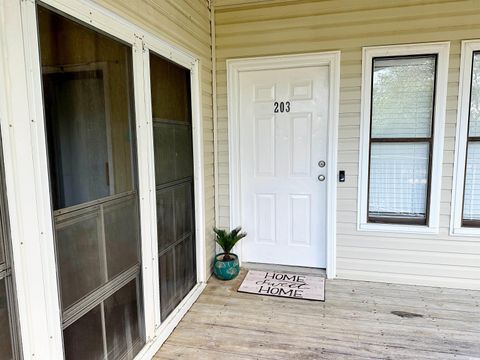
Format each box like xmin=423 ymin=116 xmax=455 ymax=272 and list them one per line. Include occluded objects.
xmin=213 ymin=253 xmax=240 ymax=280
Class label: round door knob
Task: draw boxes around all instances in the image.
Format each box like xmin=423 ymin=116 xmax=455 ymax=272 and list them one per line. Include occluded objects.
xmin=318 ymin=175 xmax=326 ymax=182
xmin=318 ymin=160 xmax=326 ymax=168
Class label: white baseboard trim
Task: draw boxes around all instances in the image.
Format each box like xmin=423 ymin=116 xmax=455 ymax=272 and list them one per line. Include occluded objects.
xmin=134 ymin=282 xmax=207 ymax=360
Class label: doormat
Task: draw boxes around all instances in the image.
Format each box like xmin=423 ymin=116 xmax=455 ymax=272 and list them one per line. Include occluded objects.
xmin=238 ymin=270 xmax=325 ymax=301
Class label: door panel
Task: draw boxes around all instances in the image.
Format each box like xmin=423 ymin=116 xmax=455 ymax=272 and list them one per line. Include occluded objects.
xmin=149 ymin=53 xmax=196 ymax=321
xmin=240 ymin=66 xmax=329 ymax=268
xmin=38 ymin=6 xmax=144 ymax=359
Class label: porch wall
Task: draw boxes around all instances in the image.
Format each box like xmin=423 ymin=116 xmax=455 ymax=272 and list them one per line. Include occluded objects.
xmin=96 ymin=0 xmax=216 ymax=275
xmin=214 ymin=0 xmax=480 ymax=289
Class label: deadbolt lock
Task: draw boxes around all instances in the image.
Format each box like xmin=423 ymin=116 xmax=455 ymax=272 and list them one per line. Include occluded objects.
xmin=318 ymin=160 xmax=326 ymax=168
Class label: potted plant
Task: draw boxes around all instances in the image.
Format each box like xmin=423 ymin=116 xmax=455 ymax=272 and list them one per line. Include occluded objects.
xmin=213 ymin=227 xmax=246 ymax=280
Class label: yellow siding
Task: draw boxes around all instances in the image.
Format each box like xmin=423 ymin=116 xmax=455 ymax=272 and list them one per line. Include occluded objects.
xmin=214 ymin=0 xmax=480 ymax=289
xmin=96 ymin=0 xmax=216 ymax=275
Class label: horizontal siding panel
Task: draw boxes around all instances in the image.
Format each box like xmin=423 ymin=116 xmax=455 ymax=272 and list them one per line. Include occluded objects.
xmin=338 ymin=247 xmax=480 ymax=267
xmin=337 ymin=269 xmax=480 ymax=290
xmin=215 ymin=0 xmax=461 ymax=23
xmin=216 ymin=2 xmax=479 ymax=34
xmin=216 ymin=14 xmax=480 ymax=48
xmin=338 ymin=236 xmax=480 ymax=254
xmin=337 ymin=258 xmax=480 ymax=280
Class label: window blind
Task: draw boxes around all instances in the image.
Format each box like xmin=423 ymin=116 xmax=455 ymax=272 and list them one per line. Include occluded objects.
xmin=463 ymin=52 xmax=480 ymax=224
xmin=368 ymin=55 xmax=436 ymax=223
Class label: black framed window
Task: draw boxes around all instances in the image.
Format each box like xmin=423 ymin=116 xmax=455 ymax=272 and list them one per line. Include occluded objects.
xmin=367 ymin=55 xmax=437 ymax=225
xmin=462 ymin=51 xmax=480 ymax=227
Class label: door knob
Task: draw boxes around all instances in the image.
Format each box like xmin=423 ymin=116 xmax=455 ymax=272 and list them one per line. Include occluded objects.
xmin=318 ymin=175 xmax=326 ymax=182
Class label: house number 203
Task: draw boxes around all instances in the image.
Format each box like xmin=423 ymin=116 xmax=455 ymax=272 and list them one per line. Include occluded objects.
xmin=273 ymin=101 xmax=290 ymax=113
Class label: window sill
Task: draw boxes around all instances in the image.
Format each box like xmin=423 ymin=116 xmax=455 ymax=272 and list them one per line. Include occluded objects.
xmin=450 ymin=226 xmax=480 ymax=238
xmin=358 ymin=222 xmax=439 ymax=235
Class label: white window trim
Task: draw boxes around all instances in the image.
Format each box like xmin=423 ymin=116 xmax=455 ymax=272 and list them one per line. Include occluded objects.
xmin=450 ymin=40 xmax=480 ymax=237
xmin=1 ymin=0 xmax=207 ymax=359
xmin=358 ymin=42 xmax=450 ymax=234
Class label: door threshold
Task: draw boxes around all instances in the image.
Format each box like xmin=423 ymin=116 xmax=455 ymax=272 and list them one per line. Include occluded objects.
xmin=242 ymin=262 xmax=326 ymax=277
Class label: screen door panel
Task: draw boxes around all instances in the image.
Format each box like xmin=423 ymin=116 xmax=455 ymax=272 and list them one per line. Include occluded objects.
xmin=150 ymin=53 xmax=196 ymax=321
xmin=38 ymin=5 xmax=144 ymax=359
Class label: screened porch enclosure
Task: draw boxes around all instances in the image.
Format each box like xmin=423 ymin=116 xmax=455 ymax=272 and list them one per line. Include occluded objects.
xmin=37 ymin=4 xmax=197 ymax=359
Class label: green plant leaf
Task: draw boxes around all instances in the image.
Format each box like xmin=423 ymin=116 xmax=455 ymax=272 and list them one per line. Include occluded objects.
xmin=213 ymin=226 xmax=247 ymax=255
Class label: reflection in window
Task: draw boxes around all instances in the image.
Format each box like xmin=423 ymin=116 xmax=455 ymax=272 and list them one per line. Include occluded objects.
xmin=368 ymin=55 xmax=436 ymax=225
xmin=150 ymin=53 xmax=196 ymax=320
xmin=38 ymin=5 xmax=144 ymax=359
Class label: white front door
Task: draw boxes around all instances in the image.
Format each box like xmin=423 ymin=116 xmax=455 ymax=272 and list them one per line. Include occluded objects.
xmin=239 ymin=65 xmax=329 ymax=268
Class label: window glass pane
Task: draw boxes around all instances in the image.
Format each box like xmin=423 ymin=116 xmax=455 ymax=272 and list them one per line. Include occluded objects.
xmin=104 ymin=196 xmax=140 ymax=280
xmin=158 ymin=248 xmax=175 ymax=321
xmin=175 ymin=125 xmax=193 ymax=179
xmin=0 ymin=230 xmax=4 ymax=266
xmin=469 ymin=52 xmax=480 ymax=137
xmin=175 ymin=236 xmax=196 ymax=300
xmin=369 ymin=143 xmax=429 ymax=218
xmin=63 ymin=306 xmax=104 ymax=360
xmin=372 ymin=56 xmax=436 ymax=138
xmin=39 ymin=7 xmax=135 ymax=209
xmin=463 ymin=142 xmax=480 ymax=221
xmin=157 ymin=188 xmax=175 ymax=253
xmin=55 ymin=209 xmax=105 ymax=310
xmin=153 ymin=123 xmax=176 ymax=185
xmin=152 ymin=122 xmax=193 ymax=185
xmin=104 ymin=280 xmax=141 ymax=360
xmin=150 ymin=56 xmax=191 ymax=123
xmin=0 ymin=278 xmax=13 ymax=360
xmin=175 ymin=182 xmax=193 ymax=239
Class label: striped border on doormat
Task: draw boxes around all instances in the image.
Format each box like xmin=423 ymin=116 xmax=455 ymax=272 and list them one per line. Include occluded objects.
xmin=238 ymin=270 xmax=325 ymax=301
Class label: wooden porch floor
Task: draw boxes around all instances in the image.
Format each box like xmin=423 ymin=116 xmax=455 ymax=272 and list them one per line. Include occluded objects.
xmin=154 ymin=269 xmax=480 ymax=359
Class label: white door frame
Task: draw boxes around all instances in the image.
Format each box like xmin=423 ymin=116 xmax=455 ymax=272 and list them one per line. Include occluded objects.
xmin=227 ymin=52 xmax=340 ymax=278
xmin=0 ymin=0 xmax=206 ymax=359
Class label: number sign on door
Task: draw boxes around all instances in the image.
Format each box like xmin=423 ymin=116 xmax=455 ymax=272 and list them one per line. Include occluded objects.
xmin=273 ymin=101 xmax=290 ymax=113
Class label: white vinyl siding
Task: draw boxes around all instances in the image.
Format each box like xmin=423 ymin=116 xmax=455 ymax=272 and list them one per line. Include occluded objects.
xmin=214 ymin=0 xmax=480 ymax=290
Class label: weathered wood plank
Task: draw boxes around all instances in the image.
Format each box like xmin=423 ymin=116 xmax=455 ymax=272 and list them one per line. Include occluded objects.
xmin=155 ymin=270 xmax=480 ymax=359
